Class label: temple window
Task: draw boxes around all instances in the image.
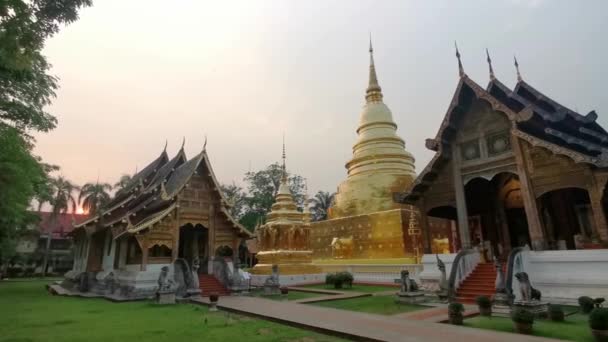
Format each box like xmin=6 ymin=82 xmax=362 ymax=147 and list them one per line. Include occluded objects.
xmin=460 ymin=139 xmax=481 ymax=161
xmin=486 ymin=131 xmax=511 ymax=156
xmin=149 ymin=244 xmax=172 ymax=258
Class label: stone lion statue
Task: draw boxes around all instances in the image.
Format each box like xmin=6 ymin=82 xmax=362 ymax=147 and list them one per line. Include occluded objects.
xmin=515 ymin=272 xmax=541 ymax=301
xmin=400 ymin=270 xmax=418 ymax=293
xmin=157 ymin=266 xmax=174 ymax=292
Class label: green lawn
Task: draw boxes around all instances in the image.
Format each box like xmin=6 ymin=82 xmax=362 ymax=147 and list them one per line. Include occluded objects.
xmin=302 ymin=283 xmax=397 ymax=294
xmin=0 ymin=280 xmax=344 ymax=342
xmin=257 ymin=290 xmax=322 ymax=301
xmin=310 ymin=295 xmax=426 ymax=315
xmin=465 ymin=314 xmax=593 ymax=342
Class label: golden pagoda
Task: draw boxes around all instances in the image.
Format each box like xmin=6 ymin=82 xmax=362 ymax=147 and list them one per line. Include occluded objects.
xmin=309 ymin=39 xmax=429 ymax=263
xmin=250 ymin=143 xmax=322 ymax=275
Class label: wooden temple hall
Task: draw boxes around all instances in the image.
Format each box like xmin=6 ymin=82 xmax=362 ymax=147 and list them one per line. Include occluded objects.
xmin=397 ymin=49 xmax=608 ymax=257
xmin=68 ymin=141 xmax=251 ymax=297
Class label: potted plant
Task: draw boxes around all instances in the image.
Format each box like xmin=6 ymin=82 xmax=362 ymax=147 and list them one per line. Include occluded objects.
xmin=511 ymin=308 xmax=534 ymax=334
xmin=280 ymin=286 xmax=289 ymax=295
xmin=209 ymin=292 xmax=219 ymax=312
xmin=589 ymin=308 xmax=608 ymax=342
xmin=580 ymin=296 xmax=596 ymax=314
xmin=475 ymin=296 xmax=492 ymax=316
xmin=548 ymin=304 xmax=565 ymax=322
xmin=448 ymin=302 xmax=465 ymax=325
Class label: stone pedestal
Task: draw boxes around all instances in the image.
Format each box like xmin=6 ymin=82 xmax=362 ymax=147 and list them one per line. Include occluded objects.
xmin=187 ymin=288 xmax=202 ymax=297
xmin=395 ymin=291 xmax=426 ymax=304
xmin=155 ymin=290 xmax=176 ymax=305
xmin=513 ymin=300 xmax=549 ymax=318
xmin=263 ymin=284 xmax=280 ymax=296
xmin=492 ymin=292 xmax=512 ymax=317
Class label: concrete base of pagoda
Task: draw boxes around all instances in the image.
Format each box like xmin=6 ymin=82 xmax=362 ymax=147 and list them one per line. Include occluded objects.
xmin=250 ymin=250 xmax=324 ymax=286
xmin=250 ymin=250 xmax=322 ymax=275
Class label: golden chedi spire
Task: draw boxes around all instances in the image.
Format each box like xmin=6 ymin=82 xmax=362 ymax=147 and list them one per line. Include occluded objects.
xmin=250 ymin=138 xmax=321 ymax=276
xmin=330 ymin=37 xmax=416 ymax=219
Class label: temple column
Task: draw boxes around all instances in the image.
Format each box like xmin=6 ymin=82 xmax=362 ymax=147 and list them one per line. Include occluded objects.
xmin=588 ymin=173 xmax=608 ymax=242
xmin=495 ymin=199 xmax=512 ymax=257
xmin=418 ymin=201 xmax=432 ymax=254
xmin=172 ymin=210 xmax=180 ymax=262
xmin=139 ymin=236 xmax=148 ymax=271
xmin=233 ymin=237 xmax=240 ymax=265
xmin=208 ymin=204 xmax=216 ymax=275
xmin=452 ymin=148 xmax=471 ymax=250
xmin=511 ymin=137 xmax=545 ymax=250
xmin=118 ymin=239 xmax=127 ymax=269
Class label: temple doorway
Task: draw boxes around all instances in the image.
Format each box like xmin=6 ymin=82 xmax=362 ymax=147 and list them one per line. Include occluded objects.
xmin=86 ymin=231 xmax=106 ymax=272
xmin=178 ymin=223 xmax=209 ymax=273
xmin=464 ymin=172 xmax=530 ymax=259
xmin=538 ymin=188 xmax=593 ymax=250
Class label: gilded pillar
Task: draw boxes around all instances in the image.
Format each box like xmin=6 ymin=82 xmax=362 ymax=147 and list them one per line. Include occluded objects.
xmin=208 ymin=203 xmax=216 ymax=274
xmin=418 ymin=201 xmax=432 ymax=254
xmin=452 ymin=148 xmax=471 ymax=250
xmin=511 ymin=136 xmax=545 ymax=250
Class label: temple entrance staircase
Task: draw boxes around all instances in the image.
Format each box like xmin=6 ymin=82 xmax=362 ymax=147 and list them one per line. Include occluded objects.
xmin=455 ymin=263 xmax=496 ymax=304
xmin=199 ymin=274 xmax=230 ymax=296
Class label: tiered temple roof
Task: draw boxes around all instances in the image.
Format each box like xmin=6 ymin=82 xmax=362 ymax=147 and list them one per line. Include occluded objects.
xmin=73 ymin=142 xmax=251 ymax=238
xmin=399 ymin=51 xmax=608 ymax=203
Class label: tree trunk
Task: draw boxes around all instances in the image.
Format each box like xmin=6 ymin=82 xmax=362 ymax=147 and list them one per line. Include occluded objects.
xmin=41 ymin=233 xmax=52 ymax=277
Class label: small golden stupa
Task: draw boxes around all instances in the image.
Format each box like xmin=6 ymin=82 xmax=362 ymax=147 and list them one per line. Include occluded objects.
xmin=309 ymin=39 xmax=423 ymax=263
xmin=250 ymin=143 xmax=322 ymax=275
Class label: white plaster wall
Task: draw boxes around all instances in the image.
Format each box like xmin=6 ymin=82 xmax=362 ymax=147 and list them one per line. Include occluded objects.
xmin=250 ymin=273 xmax=325 ymax=287
xmin=514 ymin=249 xmax=608 ymax=303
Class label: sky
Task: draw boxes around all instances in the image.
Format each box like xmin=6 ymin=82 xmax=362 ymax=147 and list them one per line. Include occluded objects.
xmin=35 ymin=0 xmax=608 ymax=196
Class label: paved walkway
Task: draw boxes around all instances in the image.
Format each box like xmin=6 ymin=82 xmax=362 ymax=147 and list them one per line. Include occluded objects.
xmin=288 ymin=286 xmax=371 ymax=304
xmin=191 ymin=296 xmax=558 ymax=342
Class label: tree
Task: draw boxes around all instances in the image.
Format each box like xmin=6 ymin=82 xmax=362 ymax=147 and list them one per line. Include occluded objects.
xmin=309 ymin=191 xmax=335 ymax=221
xmin=0 ymin=0 xmax=92 ymax=276
xmin=113 ymin=174 xmax=132 ymax=192
xmin=220 ymin=183 xmax=246 ymax=219
xmin=237 ymin=162 xmax=306 ymax=231
xmin=41 ymin=176 xmax=79 ymax=276
xmin=1 ymin=0 xmax=92 ymax=136
xmin=79 ymin=182 xmax=112 ymax=215
xmin=0 ymin=126 xmax=49 ymax=275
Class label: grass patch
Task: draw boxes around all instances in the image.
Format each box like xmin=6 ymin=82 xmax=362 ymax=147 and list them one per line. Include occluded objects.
xmin=465 ymin=314 xmax=593 ymax=342
xmin=310 ymin=295 xmax=425 ymax=315
xmin=302 ymin=284 xmax=396 ymax=294
xmin=257 ymin=291 xmax=322 ymax=301
xmin=0 ymin=280 xmax=344 ymax=342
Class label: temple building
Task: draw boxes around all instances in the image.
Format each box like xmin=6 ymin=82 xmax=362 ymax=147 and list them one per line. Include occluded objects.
xmin=310 ymin=41 xmax=454 ymax=263
xmin=397 ymin=48 xmax=608 ymax=257
xmin=250 ymin=144 xmax=323 ymax=285
xmin=66 ymin=141 xmax=251 ymax=298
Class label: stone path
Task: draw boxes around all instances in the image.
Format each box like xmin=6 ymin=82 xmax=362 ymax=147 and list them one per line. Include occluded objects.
xmin=287 ymin=286 xmax=371 ymax=304
xmin=191 ymin=296 xmax=558 ymax=342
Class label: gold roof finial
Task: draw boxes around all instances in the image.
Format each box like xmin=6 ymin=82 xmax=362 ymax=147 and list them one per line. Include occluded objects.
xmin=514 ymin=55 xmax=523 ymax=82
xmin=365 ymin=33 xmax=383 ymax=103
xmin=455 ymin=41 xmax=465 ymax=77
xmin=486 ymin=48 xmax=495 ymax=80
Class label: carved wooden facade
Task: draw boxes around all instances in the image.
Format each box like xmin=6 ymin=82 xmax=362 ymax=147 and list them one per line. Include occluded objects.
xmin=73 ymin=144 xmax=251 ymax=273
xmin=398 ymin=74 xmax=608 ymax=253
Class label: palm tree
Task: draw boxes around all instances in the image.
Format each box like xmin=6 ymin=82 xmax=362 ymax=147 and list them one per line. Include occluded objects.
xmin=41 ymin=176 xmax=79 ymax=277
xmin=309 ymin=191 xmax=335 ymax=221
xmin=113 ymin=174 xmax=132 ymax=191
xmin=79 ymin=182 xmax=112 ymax=216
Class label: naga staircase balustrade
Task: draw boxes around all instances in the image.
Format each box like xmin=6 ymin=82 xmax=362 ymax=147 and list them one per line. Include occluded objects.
xmin=448 ymin=249 xmax=480 ymax=302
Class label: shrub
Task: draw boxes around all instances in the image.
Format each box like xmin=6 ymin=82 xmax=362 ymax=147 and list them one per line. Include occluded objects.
xmin=580 ymin=296 xmax=595 ymax=314
xmin=548 ymin=304 xmax=565 ymax=322
xmin=209 ymin=292 xmax=219 ymax=302
xmin=325 ymin=273 xmax=335 ymax=286
xmin=325 ymin=272 xmax=354 ymax=289
xmin=511 ymin=308 xmax=534 ymax=324
xmin=280 ymin=286 xmax=288 ymax=295
xmin=594 ymin=298 xmax=606 ymax=308
xmin=475 ymin=296 xmax=492 ymax=309
xmin=590 ymin=308 xmax=608 ymax=330
xmin=340 ymin=272 xmax=354 ymax=288
xmin=448 ymin=302 xmax=464 ymax=315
